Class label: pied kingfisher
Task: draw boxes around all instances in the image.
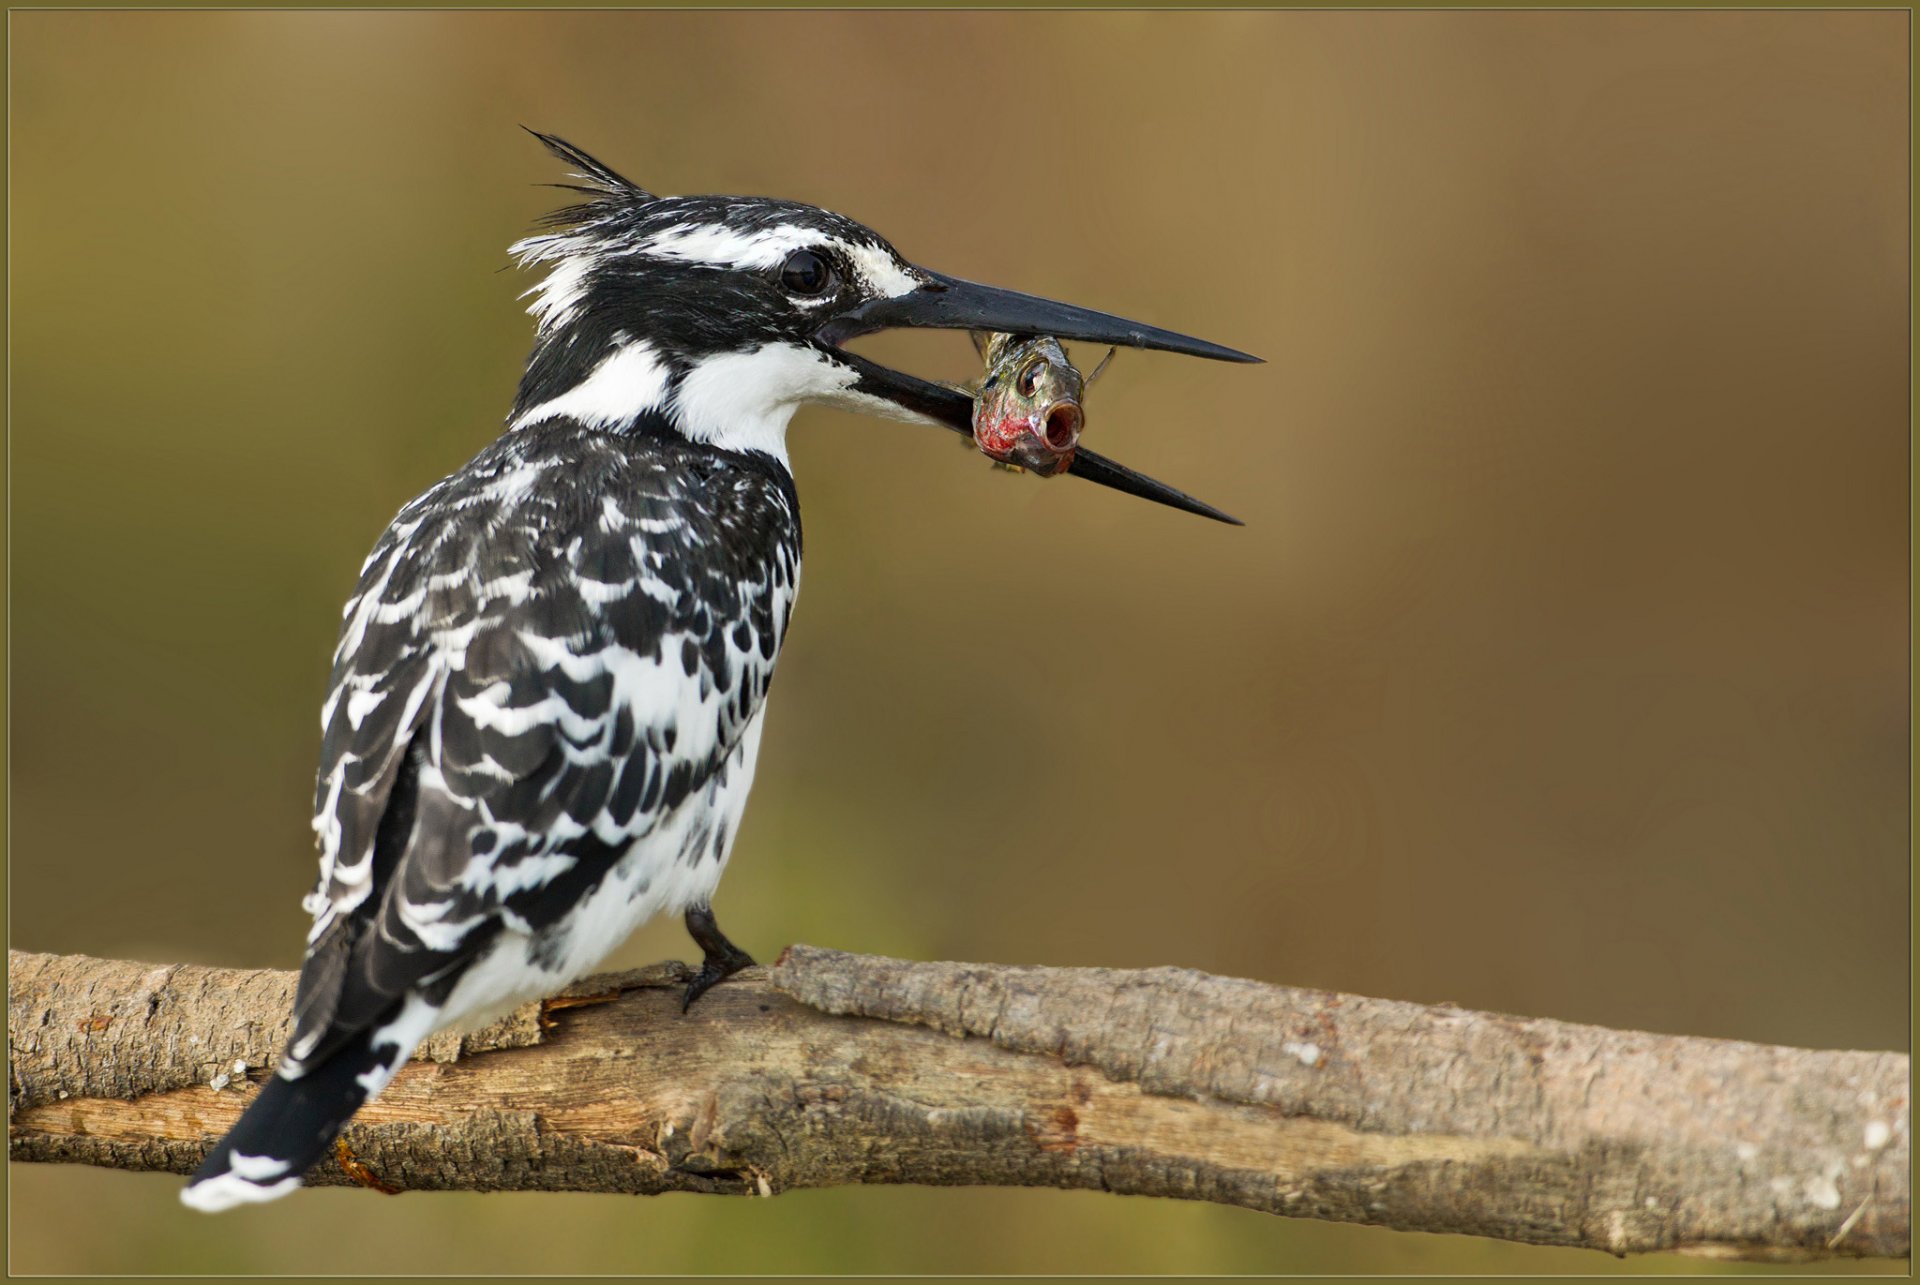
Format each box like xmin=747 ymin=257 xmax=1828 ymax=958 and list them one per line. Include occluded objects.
xmin=182 ymin=132 xmax=1254 ymax=1211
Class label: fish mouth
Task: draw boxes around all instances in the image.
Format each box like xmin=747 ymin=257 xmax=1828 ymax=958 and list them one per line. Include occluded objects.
xmin=1037 ymin=399 xmax=1083 ymax=456
xmin=977 ymin=398 xmax=1084 ymax=478
xmin=814 ymin=270 xmax=1257 ymax=525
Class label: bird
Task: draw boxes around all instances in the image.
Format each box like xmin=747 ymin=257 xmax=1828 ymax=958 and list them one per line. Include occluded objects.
xmin=180 ymin=131 xmax=1256 ymax=1212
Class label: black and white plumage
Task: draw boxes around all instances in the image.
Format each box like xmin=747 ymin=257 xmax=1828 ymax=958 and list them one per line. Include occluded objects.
xmin=183 ymin=132 xmax=1253 ymax=1212
xmin=295 ymin=423 xmax=798 ymax=1058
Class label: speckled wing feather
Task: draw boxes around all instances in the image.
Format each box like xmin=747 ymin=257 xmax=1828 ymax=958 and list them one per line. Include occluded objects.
xmin=287 ymin=420 xmax=800 ymax=1073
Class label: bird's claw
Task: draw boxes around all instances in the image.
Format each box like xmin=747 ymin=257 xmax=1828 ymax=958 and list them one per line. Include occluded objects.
xmin=680 ymin=945 xmax=755 ymax=1014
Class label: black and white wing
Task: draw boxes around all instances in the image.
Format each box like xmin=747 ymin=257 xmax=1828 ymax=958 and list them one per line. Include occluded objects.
xmin=181 ymin=429 xmax=798 ymax=1212
xmin=290 ymin=434 xmax=797 ymax=1072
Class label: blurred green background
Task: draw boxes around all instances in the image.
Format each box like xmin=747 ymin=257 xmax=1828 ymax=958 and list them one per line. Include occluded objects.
xmin=7 ymin=9 xmax=1908 ymax=1275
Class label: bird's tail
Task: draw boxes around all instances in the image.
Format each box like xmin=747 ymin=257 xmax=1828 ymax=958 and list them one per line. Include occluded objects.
xmin=181 ymin=997 xmax=434 ymax=1212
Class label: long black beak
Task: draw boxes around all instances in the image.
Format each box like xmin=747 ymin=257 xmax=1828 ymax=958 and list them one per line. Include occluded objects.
xmin=818 ymin=271 xmax=1258 ymax=524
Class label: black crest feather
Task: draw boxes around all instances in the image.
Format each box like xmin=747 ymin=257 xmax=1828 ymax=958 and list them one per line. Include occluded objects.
xmin=522 ymin=128 xmax=652 ymax=201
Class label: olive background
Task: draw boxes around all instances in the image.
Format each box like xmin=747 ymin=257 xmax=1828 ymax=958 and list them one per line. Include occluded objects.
xmin=7 ymin=9 xmax=1908 ymax=1275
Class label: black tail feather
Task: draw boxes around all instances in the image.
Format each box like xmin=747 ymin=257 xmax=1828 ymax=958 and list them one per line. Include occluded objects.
xmin=180 ymin=1031 xmax=386 ymax=1211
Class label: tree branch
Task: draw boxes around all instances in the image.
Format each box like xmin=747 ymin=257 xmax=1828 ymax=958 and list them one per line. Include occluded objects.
xmin=7 ymin=946 xmax=1907 ymax=1262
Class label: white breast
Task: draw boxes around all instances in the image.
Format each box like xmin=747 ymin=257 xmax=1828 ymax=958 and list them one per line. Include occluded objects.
xmin=436 ymin=703 xmax=770 ymax=1032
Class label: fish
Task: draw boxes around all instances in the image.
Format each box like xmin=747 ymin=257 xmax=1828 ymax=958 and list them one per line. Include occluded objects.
xmin=969 ymin=331 xmax=1104 ymax=478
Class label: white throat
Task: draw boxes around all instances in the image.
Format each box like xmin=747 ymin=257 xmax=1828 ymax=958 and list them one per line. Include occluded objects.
xmin=513 ymin=338 xmax=935 ymax=464
xmin=671 ymin=342 xmax=870 ymax=466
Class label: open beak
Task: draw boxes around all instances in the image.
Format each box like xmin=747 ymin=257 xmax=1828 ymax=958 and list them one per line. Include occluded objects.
xmin=816 ymin=271 xmax=1260 ymax=525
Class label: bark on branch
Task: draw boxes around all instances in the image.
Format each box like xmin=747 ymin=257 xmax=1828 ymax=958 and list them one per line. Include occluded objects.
xmin=7 ymin=946 xmax=1908 ymax=1262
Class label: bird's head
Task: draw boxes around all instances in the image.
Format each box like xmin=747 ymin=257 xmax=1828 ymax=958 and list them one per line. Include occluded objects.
xmin=509 ymin=132 xmax=1256 ymax=521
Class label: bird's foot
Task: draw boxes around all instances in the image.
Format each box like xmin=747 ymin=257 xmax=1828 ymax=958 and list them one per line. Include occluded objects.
xmin=680 ymin=949 xmax=755 ymax=1013
xmin=682 ymin=905 xmax=756 ymax=1013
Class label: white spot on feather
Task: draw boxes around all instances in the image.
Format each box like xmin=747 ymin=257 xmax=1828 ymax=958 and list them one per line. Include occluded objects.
xmin=457 ymin=851 xmax=579 ymax=900
xmin=345 ymin=689 xmax=385 ymax=731
xmin=843 ymin=241 xmax=920 ymax=297
xmin=353 ymin=993 xmax=442 ymax=1099
xmin=640 ymin=222 xmax=818 ymax=270
xmin=512 ymin=342 xmax=669 ymax=433
xmin=180 ymin=1169 xmax=301 ymax=1212
xmin=522 ymin=254 xmax=595 ymax=331
xmin=229 ymin=1152 xmax=292 ymax=1181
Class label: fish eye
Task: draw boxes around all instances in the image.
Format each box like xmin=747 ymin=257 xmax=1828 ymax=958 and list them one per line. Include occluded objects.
xmin=1017 ymin=359 xmax=1045 ymax=397
xmin=780 ymin=249 xmax=836 ymax=297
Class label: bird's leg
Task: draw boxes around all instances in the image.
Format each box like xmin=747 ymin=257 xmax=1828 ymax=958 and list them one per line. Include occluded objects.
xmin=681 ymin=904 xmax=756 ymax=1013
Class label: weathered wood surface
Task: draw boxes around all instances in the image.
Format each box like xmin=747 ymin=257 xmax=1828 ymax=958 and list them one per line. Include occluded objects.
xmin=7 ymin=946 xmax=1908 ymax=1261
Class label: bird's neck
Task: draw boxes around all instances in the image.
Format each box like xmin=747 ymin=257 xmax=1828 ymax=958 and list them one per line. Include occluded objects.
xmin=508 ymin=333 xmax=798 ymax=469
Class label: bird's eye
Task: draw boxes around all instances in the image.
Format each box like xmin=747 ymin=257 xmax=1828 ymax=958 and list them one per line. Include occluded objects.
xmin=780 ymin=249 xmax=835 ymax=297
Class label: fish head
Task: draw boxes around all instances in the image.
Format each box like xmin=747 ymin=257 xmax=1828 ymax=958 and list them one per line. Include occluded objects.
xmin=972 ymin=334 xmax=1086 ymax=477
